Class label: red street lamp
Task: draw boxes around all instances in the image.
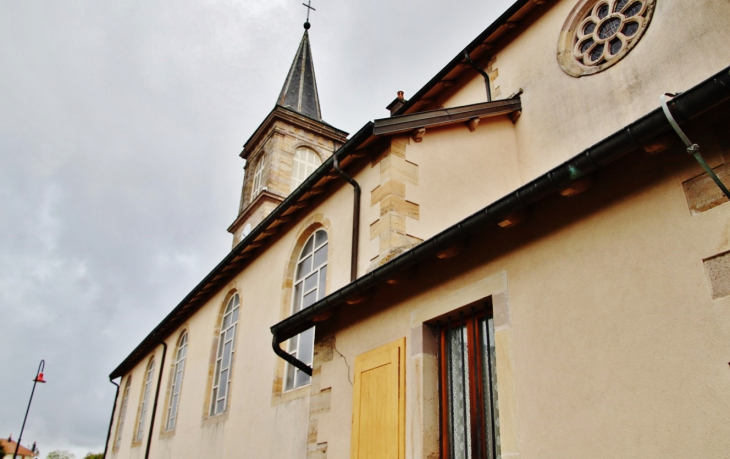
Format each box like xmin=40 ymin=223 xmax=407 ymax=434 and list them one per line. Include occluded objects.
xmin=13 ymin=360 xmax=46 ymax=459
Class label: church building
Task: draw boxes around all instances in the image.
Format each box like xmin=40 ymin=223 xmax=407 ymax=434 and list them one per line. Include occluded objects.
xmin=105 ymin=0 xmax=730 ymax=458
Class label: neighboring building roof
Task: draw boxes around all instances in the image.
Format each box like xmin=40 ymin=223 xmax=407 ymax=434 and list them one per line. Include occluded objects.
xmin=0 ymin=439 xmax=36 ymax=457
xmin=277 ymin=29 xmax=321 ymax=120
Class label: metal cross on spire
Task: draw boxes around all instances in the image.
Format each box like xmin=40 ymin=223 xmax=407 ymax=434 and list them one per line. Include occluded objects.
xmin=302 ymin=0 xmax=316 ymax=25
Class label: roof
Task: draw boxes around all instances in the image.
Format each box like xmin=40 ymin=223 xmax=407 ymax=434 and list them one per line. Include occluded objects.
xmin=394 ymin=0 xmax=542 ymax=115
xmin=270 ymin=66 xmax=730 ymax=347
xmin=0 ymin=439 xmax=36 ymax=457
xmin=277 ymin=30 xmax=321 ymax=120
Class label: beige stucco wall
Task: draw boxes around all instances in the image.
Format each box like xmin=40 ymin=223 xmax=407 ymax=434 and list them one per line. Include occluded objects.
xmin=312 ymin=134 xmax=730 ymax=457
xmin=440 ymin=0 xmax=730 ymax=182
xmin=107 ymin=0 xmax=730 ymax=457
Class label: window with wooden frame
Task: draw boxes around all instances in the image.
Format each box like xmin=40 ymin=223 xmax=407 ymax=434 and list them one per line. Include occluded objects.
xmin=284 ymin=229 xmax=328 ymax=391
xmin=165 ymin=331 xmax=188 ymax=431
xmin=210 ymin=294 xmax=240 ymax=415
xmin=113 ymin=376 xmax=131 ymax=450
xmin=134 ymin=358 xmax=155 ymax=442
xmin=437 ymin=306 xmax=500 ymax=459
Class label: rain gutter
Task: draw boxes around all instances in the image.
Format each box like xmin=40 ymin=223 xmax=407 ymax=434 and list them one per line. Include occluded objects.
xmin=102 ymin=379 xmax=120 ymax=459
xmin=270 ymin=66 xmax=730 ymax=373
xmin=110 ymin=122 xmax=374 ymax=380
xmin=144 ymin=338 xmax=167 ymax=459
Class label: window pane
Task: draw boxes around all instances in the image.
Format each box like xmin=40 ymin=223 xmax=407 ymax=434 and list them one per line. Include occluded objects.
xmin=288 ymin=334 xmax=299 ymax=353
xmin=210 ymin=388 xmax=217 ymax=414
xmin=293 ymin=282 xmax=303 ymax=313
xmin=299 ymin=327 xmax=315 ymax=365
xmin=302 ymin=236 xmax=314 ymax=257
xmin=216 ymin=398 xmax=225 ymax=414
xmin=231 ymin=306 xmax=239 ymax=324
xmin=223 ymin=313 xmax=231 ymax=329
xmin=448 ymin=325 xmax=472 ymax=459
xmin=218 ymin=369 xmax=229 ymax=398
xmin=297 ymin=255 xmax=312 ymax=280
xmin=213 ymin=361 xmax=221 ymax=385
xmin=295 ymin=369 xmax=311 ymax=388
xmin=170 ymin=394 xmax=179 ymax=419
xmin=315 ymin=230 xmax=327 ymax=246
xmin=304 ymin=272 xmax=318 ymax=293
xmin=285 ymin=364 xmax=296 ymax=391
xmin=303 ymin=290 xmax=317 ymax=308
xmin=313 ymin=245 xmax=327 ymax=268
xmin=481 ymin=317 xmax=500 ymax=459
xmin=318 ymin=265 xmax=327 ymax=298
xmin=222 ymin=340 xmax=233 ymax=368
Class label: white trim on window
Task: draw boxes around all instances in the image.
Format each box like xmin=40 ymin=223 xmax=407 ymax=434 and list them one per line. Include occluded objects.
xmin=210 ymin=294 xmax=240 ymax=415
xmin=291 ymin=147 xmax=322 ymax=191
xmin=113 ymin=376 xmax=132 ymax=450
xmin=285 ymin=230 xmax=328 ymax=391
xmin=165 ymin=332 xmax=188 ymax=430
xmin=135 ymin=359 xmax=155 ymax=442
xmin=252 ymin=157 xmax=265 ymax=199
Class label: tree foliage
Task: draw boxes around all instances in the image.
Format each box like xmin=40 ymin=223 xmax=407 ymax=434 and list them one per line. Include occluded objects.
xmin=46 ymin=451 xmax=76 ymax=459
xmin=82 ymin=454 xmax=103 ymax=459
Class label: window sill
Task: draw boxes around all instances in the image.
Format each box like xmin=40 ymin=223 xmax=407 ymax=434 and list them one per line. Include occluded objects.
xmin=200 ymin=409 xmax=230 ymax=427
xmin=272 ymin=382 xmax=310 ymax=406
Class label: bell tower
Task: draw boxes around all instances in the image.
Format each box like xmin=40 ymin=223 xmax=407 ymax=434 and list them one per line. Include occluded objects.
xmin=228 ymin=21 xmax=348 ymax=247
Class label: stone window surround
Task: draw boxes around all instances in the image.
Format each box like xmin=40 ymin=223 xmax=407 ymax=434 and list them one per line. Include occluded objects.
xmin=158 ymin=328 xmax=190 ymax=438
xmin=131 ymin=356 xmax=157 ymax=448
xmin=112 ymin=375 xmax=132 ymax=450
xmin=271 ymin=214 xmax=332 ymax=406
xmin=557 ymin=0 xmax=656 ymax=78
xmin=200 ymin=288 xmax=240 ymax=425
xmin=408 ymin=270 xmax=520 ymax=459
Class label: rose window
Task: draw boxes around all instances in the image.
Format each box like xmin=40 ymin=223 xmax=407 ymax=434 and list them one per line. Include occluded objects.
xmin=557 ymin=0 xmax=656 ymax=77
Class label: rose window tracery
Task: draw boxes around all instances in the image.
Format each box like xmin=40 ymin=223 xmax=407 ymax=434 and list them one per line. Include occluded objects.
xmin=558 ymin=0 xmax=655 ymax=77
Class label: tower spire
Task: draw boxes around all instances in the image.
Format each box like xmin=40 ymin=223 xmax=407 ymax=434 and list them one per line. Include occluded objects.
xmin=277 ymin=14 xmax=322 ymax=120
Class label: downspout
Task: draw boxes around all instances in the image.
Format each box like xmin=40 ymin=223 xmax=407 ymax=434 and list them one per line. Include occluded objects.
xmin=270 ymin=152 xmax=361 ymax=378
xmin=272 ymin=333 xmax=313 ymax=377
xmin=333 ymin=152 xmax=361 ymax=282
xmin=464 ymin=50 xmax=492 ymax=102
xmin=144 ymin=337 xmax=167 ymax=459
xmin=102 ymin=379 xmax=120 ymax=459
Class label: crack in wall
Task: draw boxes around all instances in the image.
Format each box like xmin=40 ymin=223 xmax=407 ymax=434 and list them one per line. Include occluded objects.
xmin=332 ymin=337 xmax=353 ymax=386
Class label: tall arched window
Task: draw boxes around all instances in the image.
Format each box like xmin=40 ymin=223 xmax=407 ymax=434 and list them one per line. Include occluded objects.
xmin=165 ymin=332 xmax=188 ymax=431
xmin=113 ymin=376 xmax=132 ymax=450
xmin=134 ymin=358 xmax=155 ymax=442
xmin=210 ymin=294 xmax=240 ymax=415
xmin=251 ymin=157 xmax=265 ymax=199
xmin=291 ymin=147 xmax=322 ymax=190
xmin=285 ymin=229 xmax=328 ymax=391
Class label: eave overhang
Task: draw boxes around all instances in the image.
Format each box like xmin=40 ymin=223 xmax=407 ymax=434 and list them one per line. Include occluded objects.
xmin=271 ymin=66 xmax=730 ymax=349
xmin=109 ymin=121 xmax=374 ymax=379
xmin=374 ymin=97 xmax=521 ymax=136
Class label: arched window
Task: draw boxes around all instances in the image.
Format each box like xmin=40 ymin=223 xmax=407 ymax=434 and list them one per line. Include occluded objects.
xmin=165 ymin=332 xmax=188 ymax=431
xmin=113 ymin=376 xmax=132 ymax=450
xmin=210 ymin=294 xmax=240 ymax=415
xmin=285 ymin=229 xmax=328 ymax=391
xmin=135 ymin=358 xmax=155 ymax=442
xmin=251 ymin=157 xmax=265 ymax=199
xmin=291 ymin=147 xmax=322 ymax=190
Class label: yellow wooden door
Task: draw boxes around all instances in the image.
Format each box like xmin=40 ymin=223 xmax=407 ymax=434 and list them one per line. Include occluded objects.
xmin=350 ymin=338 xmax=405 ymax=459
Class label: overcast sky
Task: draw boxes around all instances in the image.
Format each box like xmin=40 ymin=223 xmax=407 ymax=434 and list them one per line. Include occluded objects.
xmin=0 ymin=0 xmax=514 ymax=456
